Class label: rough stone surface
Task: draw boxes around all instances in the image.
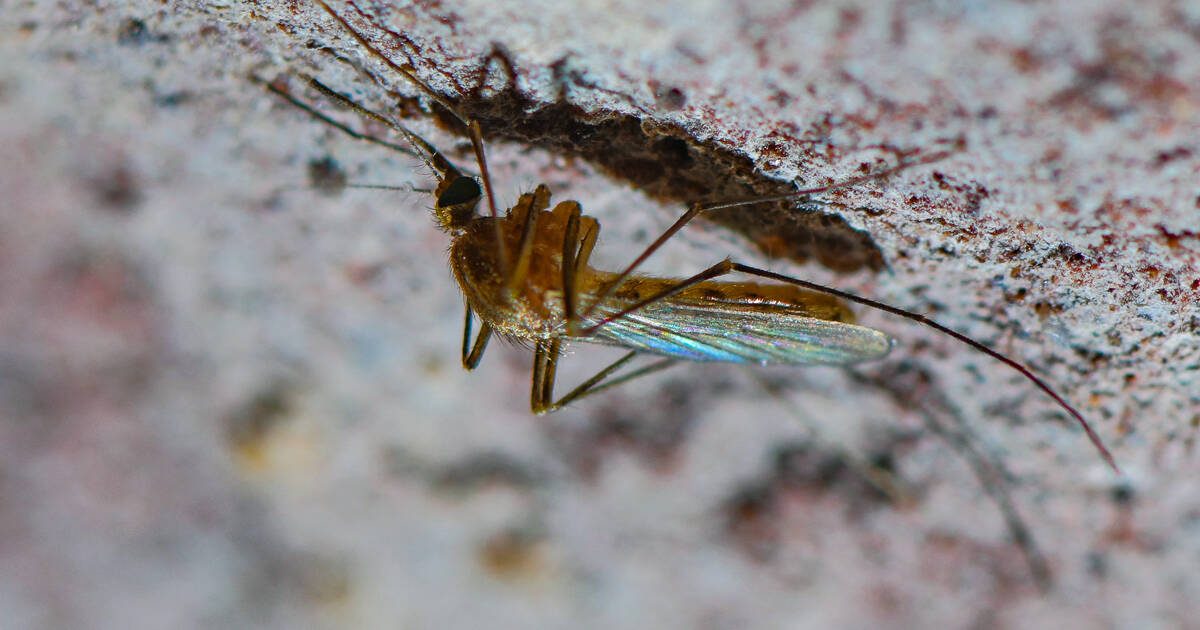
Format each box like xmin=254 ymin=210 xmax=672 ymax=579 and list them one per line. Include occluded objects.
xmin=3 ymin=1 xmax=1198 ymax=629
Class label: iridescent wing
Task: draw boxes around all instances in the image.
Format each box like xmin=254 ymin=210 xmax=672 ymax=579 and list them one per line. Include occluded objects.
xmin=581 ymin=294 xmax=893 ymax=366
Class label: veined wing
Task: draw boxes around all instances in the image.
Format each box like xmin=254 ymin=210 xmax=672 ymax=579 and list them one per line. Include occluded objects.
xmin=580 ymin=294 xmax=893 ymax=366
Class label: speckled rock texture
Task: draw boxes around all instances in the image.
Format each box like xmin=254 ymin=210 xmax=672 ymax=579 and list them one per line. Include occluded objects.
xmin=3 ymin=1 xmax=1198 ymax=629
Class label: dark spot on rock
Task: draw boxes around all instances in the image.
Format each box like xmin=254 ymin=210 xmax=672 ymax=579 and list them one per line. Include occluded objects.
xmin=1050 ymin=243 xmax=1087 ymax=266
xmin=721 ymin=483 xmax=780 ymax=561
xmin=1153 ymin=146 xmax=1192 ymax=166
xmin=225 ymin=383 xmax=296 ymax=456
xmin=773 ymin=443 xmax=845 ymax=486
xmin=478 ymin=527 xmax=545 ymax=580
xmin=307 ymin=155 xmax=347 ymax=195
xmin=430 ymin=451 xmax=545 ymax=495
xmin=291 ymin=552 xmax=352 ymax=604
xmin=118 ymin=19 xmax=149 ymax=45
xmin=117 ymin=18 xmax=165 ymax=46
xmin=1110 ymin=483 xmax=1134 ymax=505
xmin=652 ymin=83 xmax=687 ymax=110
xmin=154 ymin=91 xmax=192 ymax=108
xmin=377 ymin=53 xmax=890 ymax=272
xmin=93 ymin=164 xmax=142 ymax=212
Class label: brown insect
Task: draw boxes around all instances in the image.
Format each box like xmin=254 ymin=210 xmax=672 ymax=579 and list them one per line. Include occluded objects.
xmin=261 ymin=0 xmax=1118 ymax=472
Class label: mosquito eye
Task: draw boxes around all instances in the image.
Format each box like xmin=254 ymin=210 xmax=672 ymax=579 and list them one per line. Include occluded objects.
xmin=438 ymin=177 xmax=481 ymax=208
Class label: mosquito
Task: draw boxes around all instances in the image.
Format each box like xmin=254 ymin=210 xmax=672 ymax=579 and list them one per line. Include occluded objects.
xmin=265 ymin=0 xmax=1119 ymax=473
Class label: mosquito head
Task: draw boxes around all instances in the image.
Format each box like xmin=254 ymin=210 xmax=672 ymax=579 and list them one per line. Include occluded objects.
xmin=433 ymin=174 xmax=482 ymax=231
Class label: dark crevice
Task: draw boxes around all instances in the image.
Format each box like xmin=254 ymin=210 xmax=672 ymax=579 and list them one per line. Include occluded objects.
xmin=418 ymin=93 xmax=886 ymax=272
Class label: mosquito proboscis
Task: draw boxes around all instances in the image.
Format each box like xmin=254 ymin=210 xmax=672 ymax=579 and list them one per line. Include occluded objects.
xmin=262 ymin=0 xmax=1119 ymax=473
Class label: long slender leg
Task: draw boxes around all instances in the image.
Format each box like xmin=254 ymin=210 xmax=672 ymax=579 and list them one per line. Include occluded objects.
xmin=577 ymin=149 xmax=959 ymax=322
xmin=567 ymin=216 xmax=599 ymax=328
xmin=531 ymin=342 xmax=549 ymax=411
xmin=541 ymin=198 xmax=598 ymax=333
xmin=530 ymin=344 xmax=678 ymax=415
xmin=579 ymin=204 xmax=703 ymax=321
xmin=461 ymin=304 xmax=492 ymax=370
xmin=530 ymin=341 xmax=552 ymax=411
xmin=724 ymin=261 xmax=1116 ymax=472
xmin=524 ymin=207 xmax=670 ymax=414
xmin=559 ymin=203 xmax=583 ymax=323
xmin=541 ymin=339 xmax=560 ymax=405
xmin=506 ymin=187 xmax=550 ymax=294
xmin=574 ymin=217 xmax=600 ymax=277
xmin=581 ymin=259 xmax=736 ymax=334
xmin=545 ymin=355 xmax=677 ymax=413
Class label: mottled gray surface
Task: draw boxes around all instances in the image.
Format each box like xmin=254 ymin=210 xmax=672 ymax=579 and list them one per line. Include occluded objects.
xmin=3 ymin=1 xmax=1199 ymax=629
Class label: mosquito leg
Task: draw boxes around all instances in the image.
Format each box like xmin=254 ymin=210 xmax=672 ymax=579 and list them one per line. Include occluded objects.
xmin=579 ymin=203 xmax=705 ymax=321
xmin=727 ymin=261 xmax=1117 ymax=472
xmin=578 ymin=150 xmax=959 ymax=322
xmin=505 ymin=186 xmax=551 ymax=294
xmin=530 ymin=342 xmax=677 ymax=415
xmin=567 ymin=215 xmax=600 ymax=333
xmin=576 ymin=190 xmax=843 ymax=321
xmin=574 ymin=217 xmax=600 ymax=277
xmin=580 ymin=258 xmax=736 ymax=335
xmin=556 ymin=203 xmax=585 ymax=323
xmin=461 ymin=304 xmax=493 ymax=370
xmin=542 ymin=339 xmax=562 ymax=405
xmin=531 ymin=342 xmax=549 ymax=411
xmin=546 ymin=355 xmax=677 ymax=412
xmin=536 ymin=198 xmax=598 ymax=334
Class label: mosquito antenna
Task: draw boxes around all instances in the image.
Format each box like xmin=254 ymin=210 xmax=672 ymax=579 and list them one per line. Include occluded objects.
xmin=273 ymin=183 xmax=411 ymax=193
xmin=315 ymin=0 xmax=509 ymax=276
xmin=314 ymin=1 xmax=502 ymax=216
xmin=300 ymin=76 xmax=452 ymax=174
xmin=343 ymin=183 xmax=433 ymax=193
xmin=253 ymin=75 xmax=418 ymax=159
